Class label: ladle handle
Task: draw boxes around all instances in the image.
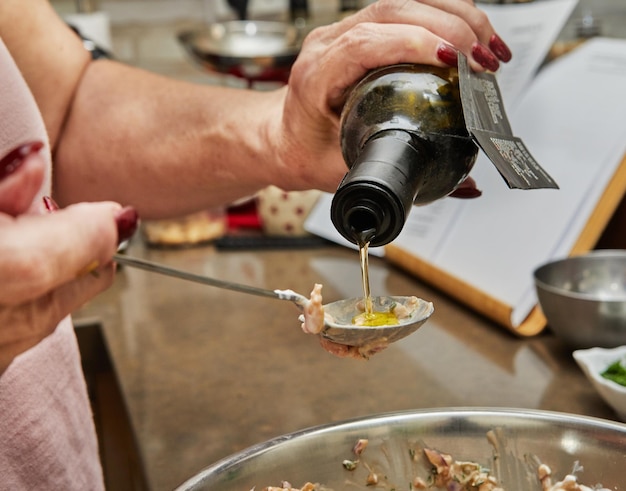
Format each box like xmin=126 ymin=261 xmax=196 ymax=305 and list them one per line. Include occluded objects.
xmin=113 ymin=254 xmax=284 ymax=301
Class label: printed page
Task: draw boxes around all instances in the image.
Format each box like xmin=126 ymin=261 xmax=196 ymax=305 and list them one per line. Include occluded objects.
xmin=480 ymin=0 xmax=579 ymax=107
xmin=398 ymin=38 xmax=626 ymax=327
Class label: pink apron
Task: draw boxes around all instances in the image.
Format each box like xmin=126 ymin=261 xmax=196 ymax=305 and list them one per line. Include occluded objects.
xmin=0 ymin=38 xmax=104 ymax=490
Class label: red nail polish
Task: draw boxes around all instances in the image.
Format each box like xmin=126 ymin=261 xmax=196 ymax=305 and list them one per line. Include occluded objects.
xmin=449 ymin=187 xmax=482 ymax=199
xmin=489 ymin=34 xmax=512 ymax=63
xmin=43 ymin=196 xmax=60 ymax=212
xmin=471 ymin=43 xmax=500 ymax=72
xmin=115 ymin=206 xmax=139 ymax=245
xmin=436 ymin=43 xmax=458 ymax=67
xmin=0 ymin=141 xmax=44 ymax=181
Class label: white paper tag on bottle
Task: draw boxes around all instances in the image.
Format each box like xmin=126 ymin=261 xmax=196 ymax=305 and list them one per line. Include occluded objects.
xmin=458 ymin=53 xmax=558 ymax=190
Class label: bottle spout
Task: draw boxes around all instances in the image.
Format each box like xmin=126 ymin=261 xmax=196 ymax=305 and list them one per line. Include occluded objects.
xmin=331 ymin=132 xmax=422 ymax=247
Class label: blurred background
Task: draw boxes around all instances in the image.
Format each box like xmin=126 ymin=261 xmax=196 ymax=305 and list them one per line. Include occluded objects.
xmin=50 ymin=0 xmax=625 ymax=86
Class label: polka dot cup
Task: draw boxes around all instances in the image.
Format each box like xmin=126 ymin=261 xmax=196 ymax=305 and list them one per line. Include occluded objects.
xmin=256 ymin=186 xmax=321 ymax=236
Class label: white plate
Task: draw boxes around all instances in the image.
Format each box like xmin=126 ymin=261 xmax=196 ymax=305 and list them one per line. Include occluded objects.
xmin=573 ymin=345 xmax=626 ymax=421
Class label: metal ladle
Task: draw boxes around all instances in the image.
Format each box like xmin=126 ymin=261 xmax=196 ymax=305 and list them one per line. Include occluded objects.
xmin=113 ymin=254 xmax=434 ymax=347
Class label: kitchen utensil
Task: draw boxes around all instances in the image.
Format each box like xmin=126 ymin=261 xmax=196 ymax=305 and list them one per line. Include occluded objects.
xmin=533 ymin=249 xmax=626 ymax=349
xmin=174 ymin=407 xmax=626 ymax=490
xmin=113 ymin=254 xmax=433 ymax=347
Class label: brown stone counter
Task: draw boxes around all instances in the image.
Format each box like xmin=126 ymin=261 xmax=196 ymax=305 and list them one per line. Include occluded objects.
xmin=74 ymin=241 xmax=617 ymax=491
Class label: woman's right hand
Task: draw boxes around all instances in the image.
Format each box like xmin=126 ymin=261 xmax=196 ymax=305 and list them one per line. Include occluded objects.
xmin=0 ymin=142 xmax=136 ymax=373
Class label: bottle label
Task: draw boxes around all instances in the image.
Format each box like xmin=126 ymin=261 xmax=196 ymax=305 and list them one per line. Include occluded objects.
xmin=458 ymin=53 xmax=558 ymax=190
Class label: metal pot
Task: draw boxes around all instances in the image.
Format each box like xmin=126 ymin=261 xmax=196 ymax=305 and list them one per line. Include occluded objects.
xmin=176 ymin=407 xmax=626 ymax=490
xmin=177 ymin=20 xmax=302 ymax=84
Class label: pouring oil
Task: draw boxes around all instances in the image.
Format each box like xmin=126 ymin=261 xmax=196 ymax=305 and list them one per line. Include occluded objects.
xmin=359 ymin=236 xmax=373 ymax=316
xmin=352 ymin=230 xmax=399 ymax=327
xmin=331 ymin=64 xmax=478 ymax=327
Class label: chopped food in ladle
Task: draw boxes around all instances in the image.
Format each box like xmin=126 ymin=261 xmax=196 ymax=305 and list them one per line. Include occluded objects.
xmin=300 ymin=283 xmax=327 ymax=334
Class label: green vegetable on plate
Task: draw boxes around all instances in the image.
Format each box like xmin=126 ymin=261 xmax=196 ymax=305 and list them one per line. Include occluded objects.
xmin=601 ymin=360 xmax=626 ymax=387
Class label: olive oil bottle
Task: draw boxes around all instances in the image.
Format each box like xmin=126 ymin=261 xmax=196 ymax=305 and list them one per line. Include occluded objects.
xmin=331 ymin=64 xmax=479 ymax=248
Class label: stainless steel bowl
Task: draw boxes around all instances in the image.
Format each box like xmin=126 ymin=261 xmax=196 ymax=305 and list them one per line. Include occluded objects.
xmin=177 ymin=20 xmax=302 ymax=81
xmin=534 ymin=249 xmax=626 ymax=349
xmin=176 ymin=408 xmax=626 ymax=490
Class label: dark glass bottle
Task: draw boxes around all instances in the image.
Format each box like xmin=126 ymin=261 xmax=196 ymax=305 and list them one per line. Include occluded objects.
xmin=330 ymin=64 xmax=479 ymax=247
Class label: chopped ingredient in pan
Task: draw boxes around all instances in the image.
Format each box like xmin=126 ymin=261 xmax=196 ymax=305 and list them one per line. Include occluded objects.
xmin=257 ymin=483 xmax=321 ymax=491
xmin=420 ymin=447 xmax=502 ymax=490
xmin=255 ymin=438 xmax=610 ymax=491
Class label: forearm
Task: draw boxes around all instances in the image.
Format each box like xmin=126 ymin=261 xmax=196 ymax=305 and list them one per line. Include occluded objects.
xmin=0 ymin=1 xmax=295 ymax=217
xmin=5 ymin=0 xmax=510 ymax=221
xmin=54 ymin=60 xmax=291 ymax=218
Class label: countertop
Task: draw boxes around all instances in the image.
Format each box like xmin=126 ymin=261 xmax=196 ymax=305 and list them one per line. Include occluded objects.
xmin=74 ymin=240 xmax=618 ymax=491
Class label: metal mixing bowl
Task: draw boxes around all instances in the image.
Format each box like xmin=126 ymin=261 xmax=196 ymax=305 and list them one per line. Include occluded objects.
xmin=177 ymin=20 xmax=302 ymax=81
xmin=534 ymin=249 xmax=626 ymax=349
xmin=176 ymin=408 xmax=626 ymax=490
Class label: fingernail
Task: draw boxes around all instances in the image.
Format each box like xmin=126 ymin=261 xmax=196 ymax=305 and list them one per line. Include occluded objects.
xmin=45 ymin=198 xmax=139 ymax=244
xmin=436 ymin=43 xmax=458 ymax=67
xmin=115 ymin=206 xmax=139 ymax=245
xmin=471 ymin=43 xmax=500 ymax=72
xmin=450 ymin=187 xmax=482 ymax=199
xmin=43 ymin=196 xmax=60 ymax=212
xmin=0 ymin=141 xmax=44 ymax=181
xmin=489 ymin=34 xmax=512 ymax=63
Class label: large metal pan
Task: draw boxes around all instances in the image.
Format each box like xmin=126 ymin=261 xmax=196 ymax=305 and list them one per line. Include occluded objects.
xmin=177 ymin=20 xmax=302 ymax=82
xmin=176 ymin=407 xmax=626 ymax=490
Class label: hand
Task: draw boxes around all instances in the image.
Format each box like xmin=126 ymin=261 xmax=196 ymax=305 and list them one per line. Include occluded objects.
xmin=0 ymin=143 xmax=137 ymax=373
xmin=273 ymin=0 xmax=510 ymax=193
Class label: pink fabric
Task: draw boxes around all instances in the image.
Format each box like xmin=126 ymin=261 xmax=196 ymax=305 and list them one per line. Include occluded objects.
xmin=0 ymin=39 xmax=105 ymax=489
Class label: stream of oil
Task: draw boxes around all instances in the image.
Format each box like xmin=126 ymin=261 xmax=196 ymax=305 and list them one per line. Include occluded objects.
xmin=353 ymin=231 xmax=399 ymax=327
xmin=359 ymin=238 xmax=374 ymax=316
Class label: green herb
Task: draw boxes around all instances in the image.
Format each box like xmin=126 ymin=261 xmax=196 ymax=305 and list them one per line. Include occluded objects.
xmin=342 ymin=459 xmax=359 ymax=471
xmin=601 ymin=360 xmax=626 ymax=387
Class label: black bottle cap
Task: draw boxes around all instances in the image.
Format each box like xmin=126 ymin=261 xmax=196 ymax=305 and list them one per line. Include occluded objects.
xmin=331 ymin=131 xmax=423 ymax=247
